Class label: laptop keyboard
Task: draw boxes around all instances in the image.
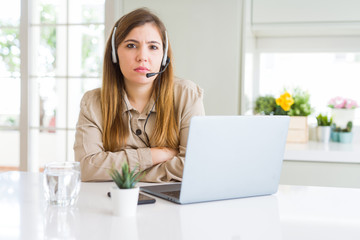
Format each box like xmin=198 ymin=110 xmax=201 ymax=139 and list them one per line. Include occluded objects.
xmin=162 ymin=190 xmax=180 ymax=199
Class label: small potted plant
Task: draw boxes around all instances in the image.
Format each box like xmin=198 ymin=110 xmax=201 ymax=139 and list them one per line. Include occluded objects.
xmin=254 ymin=95 xmax=277 ymax=115
xmin=316 ymin=113 xmax=333 ymax=143
xmin=276 ymin=88 xmax=313 ymax=143
xmin=109 ymin=162 xmax=144 ymax=217
xmin=331 ymin=121 xmax=353 ymax=143
xmin=339 ymin=121 xmax=353 ymax=144
xmin=328 ymin=97 xmax=358 ymax=128
xmin=331 ymin=124 xmax=341 ymax=142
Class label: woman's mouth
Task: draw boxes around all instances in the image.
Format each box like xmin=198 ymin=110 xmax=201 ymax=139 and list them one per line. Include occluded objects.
xmin=134 ymin=66 xmax=150 ymax=73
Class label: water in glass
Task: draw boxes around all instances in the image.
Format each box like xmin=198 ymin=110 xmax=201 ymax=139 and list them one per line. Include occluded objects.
xmin=44 ymin=162 xmax=81 ymax=206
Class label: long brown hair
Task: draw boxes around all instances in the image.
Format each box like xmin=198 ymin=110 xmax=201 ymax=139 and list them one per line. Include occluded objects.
xmin=101 ymin=8 xmax=179 ymax=151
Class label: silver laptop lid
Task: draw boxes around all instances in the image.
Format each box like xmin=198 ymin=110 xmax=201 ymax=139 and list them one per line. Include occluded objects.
xmin=179 ymin=116 xmax=289 ymax=204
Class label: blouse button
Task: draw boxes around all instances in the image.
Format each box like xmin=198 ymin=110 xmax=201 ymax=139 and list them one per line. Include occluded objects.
xmin=135 ymin=129 xmax=142 ymax=136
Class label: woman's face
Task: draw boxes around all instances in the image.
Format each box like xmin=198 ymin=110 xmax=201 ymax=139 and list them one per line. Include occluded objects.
xmin=117 ymin=23 xmax=164 ymax=88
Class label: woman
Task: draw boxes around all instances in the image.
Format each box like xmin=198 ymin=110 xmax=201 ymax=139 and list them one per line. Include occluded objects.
xmin=74 ymin=8 xmax=205 ymax=182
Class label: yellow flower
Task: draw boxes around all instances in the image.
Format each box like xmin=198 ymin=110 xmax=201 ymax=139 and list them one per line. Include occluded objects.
xmin=276 ymin=91 xmax=294 ymax=111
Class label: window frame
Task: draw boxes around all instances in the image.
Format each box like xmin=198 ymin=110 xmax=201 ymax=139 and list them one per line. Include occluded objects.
xmin=245 ymin=36 xmax=360 ymax=115
xmin=18 ymin=0 xmax=118 ymax=171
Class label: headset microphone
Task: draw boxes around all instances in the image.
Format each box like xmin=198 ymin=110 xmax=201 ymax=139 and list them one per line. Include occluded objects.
xmin=146 ymin=57 xmax=170 ymax=78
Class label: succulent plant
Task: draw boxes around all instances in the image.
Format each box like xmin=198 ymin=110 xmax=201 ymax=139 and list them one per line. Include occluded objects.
xmin=109 ymin=162 xmax=144 ymax=189
xmin=344 ymin=121 xmax=353 ymax=132
xmin=332 ymin=121 xmax=353 ymax=133
xmin=316 ymin=114 xmax=333 ymax=126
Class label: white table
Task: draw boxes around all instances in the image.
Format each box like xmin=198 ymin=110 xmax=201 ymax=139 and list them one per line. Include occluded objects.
xmin=1 ymin=171 xmax=360 ymax=240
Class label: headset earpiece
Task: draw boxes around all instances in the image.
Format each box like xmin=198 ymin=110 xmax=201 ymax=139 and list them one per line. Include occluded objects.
xmin=162 ymin=31 xmax=169 ymax=67
xmin=111 ymin=27 xmax=117 ymax=63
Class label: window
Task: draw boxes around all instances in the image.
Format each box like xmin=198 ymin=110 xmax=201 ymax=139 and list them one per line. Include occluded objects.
xmin=0 ymin=0 xmax=106 ymax=171
xmin=29 ymin=0 xmax=104 ymax=169
xmin=243 ymin=33 xmax=360 ymax=127
xmin=0 ymin=0 xmax=21 ymax=171
xmin=258 ymin=52 xmax=360 ymax=124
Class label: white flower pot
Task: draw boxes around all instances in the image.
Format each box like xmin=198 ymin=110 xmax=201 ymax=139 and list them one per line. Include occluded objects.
xmin=110 ymin=186 xmax=139 ymax=217
xmin=316 ymin=126 xmax=331 ymax=143
xmin=331 ymin=109 xmax=355 ymax=128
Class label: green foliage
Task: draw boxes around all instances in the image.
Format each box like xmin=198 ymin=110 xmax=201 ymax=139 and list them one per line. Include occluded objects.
xmin=254 ymin=88 xmax=313 ymax=117
xmin=274 ymin=105 xmax=288 ymax=115
xmin=254 ymin=95 xmax=276 ymax=115
xmin=316 ymin=114 xmax=333 ymax=126
xmin=109 ymin=162 xmax=144 ymax=189
xmin=288 ymin=88 xmax=313 ymax=116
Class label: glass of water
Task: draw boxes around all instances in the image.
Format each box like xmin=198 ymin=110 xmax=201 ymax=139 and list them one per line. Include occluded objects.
xmin=43 ymin=162 xmax=81 ymax=206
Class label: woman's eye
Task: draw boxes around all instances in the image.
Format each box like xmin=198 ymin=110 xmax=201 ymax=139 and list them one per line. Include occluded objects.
xmin=150 ymin=45 xmax=158 ymax=50
xmin=126 ymin=44 xmax=136 ymax=49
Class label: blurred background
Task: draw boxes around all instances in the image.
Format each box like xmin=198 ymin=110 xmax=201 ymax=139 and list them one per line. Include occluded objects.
xmin=1 ymin=0 xmax=359 ymax=174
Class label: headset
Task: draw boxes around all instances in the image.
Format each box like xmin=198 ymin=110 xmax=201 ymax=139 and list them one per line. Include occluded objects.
xmin=111 ymin=26 xmax=170 ymax=77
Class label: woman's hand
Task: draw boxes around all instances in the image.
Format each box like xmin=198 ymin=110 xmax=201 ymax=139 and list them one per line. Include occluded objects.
xmin=150 ymin=147 xmax=179 ymax=165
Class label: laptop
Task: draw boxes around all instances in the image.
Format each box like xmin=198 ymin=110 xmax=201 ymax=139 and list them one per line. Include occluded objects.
xmin=141 ymin=115 xmax=290 ymax=204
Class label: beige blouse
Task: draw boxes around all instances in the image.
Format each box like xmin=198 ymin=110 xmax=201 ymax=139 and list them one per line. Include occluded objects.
xmin=74 ymin=77 xmax=205 ymax=182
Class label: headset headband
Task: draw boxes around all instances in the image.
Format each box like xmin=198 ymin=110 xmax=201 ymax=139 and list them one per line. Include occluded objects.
xmin=161 ymin=31 xmax=168 ymax=67
xmin=111 ymin=27 xmax=117 ymax=63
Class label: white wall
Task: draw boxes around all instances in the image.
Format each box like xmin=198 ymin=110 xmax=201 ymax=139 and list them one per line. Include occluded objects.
xmin=251 ymin=0 xmax=360 ymax=37
xmin=119 ymin=0 xmax=245 ymax=115
xmin=252 ymin=0 xmax=360 ymax=24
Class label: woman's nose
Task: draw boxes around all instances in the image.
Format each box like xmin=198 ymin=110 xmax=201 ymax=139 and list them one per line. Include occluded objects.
xmin=136 ymin=48 xmax=148 ymax=62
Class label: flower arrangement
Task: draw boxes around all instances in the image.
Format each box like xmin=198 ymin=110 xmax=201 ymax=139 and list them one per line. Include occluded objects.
xmin=328 ymin=97 xmax=358 ymax=109
xmin=254 ymin=88 xmax=313 ymax=116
